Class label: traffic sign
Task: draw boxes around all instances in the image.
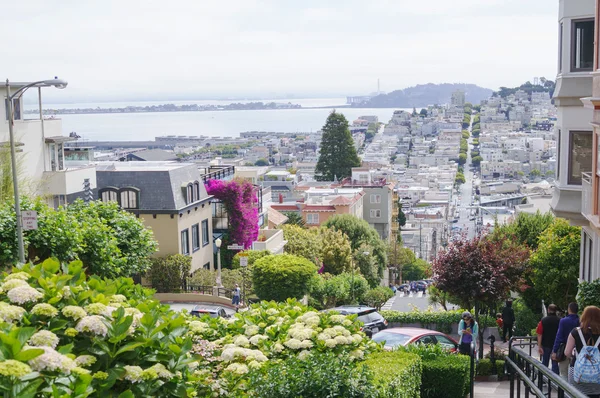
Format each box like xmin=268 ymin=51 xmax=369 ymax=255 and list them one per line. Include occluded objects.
xmin=22 ymin=211 xmax=38 ymax=230
xmin=240 ymin=257 xmax=248 ymax=267
xmin=227 ymin=244 xmax=244 ymax=250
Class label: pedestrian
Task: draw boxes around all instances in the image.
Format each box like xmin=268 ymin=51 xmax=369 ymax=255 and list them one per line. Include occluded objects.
xmin=536 ymin=304 xmax=560 ymax=374
xmin=458 ymin=311 xmax=479 ymax=356
xmin=552 ymin=302 xmax=580 ymax=380
xmin=565 ymin=306 xmax=600 ymax=395
xmin=501 ymin=300 xmax=515 ymax=343
xmin=231 ymin=284 xmax=241 ymax=309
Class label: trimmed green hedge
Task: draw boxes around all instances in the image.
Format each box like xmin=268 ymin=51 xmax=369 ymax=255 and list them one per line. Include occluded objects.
xmin=476 ymin=359 xmax=506 ymax=379
xmin=420 ymin=355 xmax=470 ymax=398
xmin=363 ymin=351 xmax=421 ymax=398
xmin=380 ymin=310 xmax=495 ymax=334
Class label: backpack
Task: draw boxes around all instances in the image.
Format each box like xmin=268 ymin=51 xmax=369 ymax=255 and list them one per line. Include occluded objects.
xmin=573 ymin=328 xmax=600 ymax=384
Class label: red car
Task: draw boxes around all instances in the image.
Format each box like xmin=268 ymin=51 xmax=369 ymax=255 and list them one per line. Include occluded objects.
xmin=371 ymin=327 xmax=458 ymax=351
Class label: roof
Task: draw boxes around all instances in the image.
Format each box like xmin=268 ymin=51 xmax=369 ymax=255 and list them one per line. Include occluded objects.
xmin=271 ymin=204 xmax=300 ymax=212
xmin=270 ymin=186 xmax=291 ymax=191
xmin=302 ymin=205 xmax=336 ymax=211
xmin=268 ymin=208 xmax=289 ymax=226
xmin=45 ymin=136 xmax=77 ymax=144
xmin=329 ymin=196 xmax=353 ymax=205
xmin=127 ymin=149 xmax=178 ymax=161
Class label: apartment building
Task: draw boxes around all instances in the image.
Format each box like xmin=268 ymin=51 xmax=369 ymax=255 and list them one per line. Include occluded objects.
xmin=1 ymin=82 xmax=95 ymax=207
xmin=551 ymin=0 xmax=595 ymax=223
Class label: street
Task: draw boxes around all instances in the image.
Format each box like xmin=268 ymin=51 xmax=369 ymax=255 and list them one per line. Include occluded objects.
xmin=384 ymin=290 xmax=459 ymax=312
xmin=453 ymin=111 xmax=477 ymax=240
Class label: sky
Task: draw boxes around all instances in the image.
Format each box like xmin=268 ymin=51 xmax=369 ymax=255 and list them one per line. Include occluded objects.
xmin=1 ymin=0 xmax=559 ymax=103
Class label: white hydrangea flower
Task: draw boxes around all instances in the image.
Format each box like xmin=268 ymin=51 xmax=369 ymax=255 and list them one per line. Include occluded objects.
xmin=249 ymin=334 xmax=268 ymax=346
xmin=343 ymin=319 xmax=353 ymax=326
xmin=75 ymin=355 xmax=97 ymax=367
xmin=234 ymin=335 xmax=250 ymax=347
xmin=4 ymin=272 xmax=30 ymax=281
xmin=84 ymin=303 xmax=107 ymax=315
xmin=329 ymin=315 xmax=347 ymax=324
xmin=221 ymin=347 xmax=268 ymax=363
xmin=29 ymin=330 xmax=60 ymax=349
xmin=75 ymin=315 xmax=108 ymax=337
xmin=225 ymin=363 xmax=248 ymax=375
xmin=299 ymin=340 xmax=314 ymax=349
xmin=109 ymin=294 xmax=127 ymax=303
xmin=351 ymin=334 xmax=364 ymax=344
xmin=7 ymin=286 xmax=43 ymax=305
xmin=27 ymin=346 xmax=76 ymax=373
xmin=288 ymin=327 xmax=315 ymax=341
xmin=244 ymin=325 xmax=260 ymax=337
xmin=350 ymin=349 xmax=364 ymax=359
xmin=187 ymin=361 xmax=199 ymax=370
xmin=272 ymin=343 xmax=284 ymax=353
xmin=0 ymin=302 xmax=26 ymax=323
xmin=124 ymin=365 xmax=143 ymax=383
xmin=189 ymin=321 xmax=209 ymax=334
xmin=304 ymin=316 xmax=320 ymax=326
xmin=298 ymin=350 xmax=312 ymax=360
xmin=333 ymin=325 xmax=350 ymax=337
xmin=150 ymin=363 xmax=173 ymax=379
xmin=284 ymin=338 xmax=302 ymax=350
xmin=248 ymin=360 xmax=263 ymax=369
xmin=101 ymin=306 xmax=117 ymax=318
xmin=325 ymin=339 xmax=337 ymax=348
xmin=62 ymin=306 xmax=87 ymax=320
xmin=265 ymin=308 xmax=278 ymax=316
xmin=61 ymin=286 xmax=71 ymax=299
xmin=31 ymin=303 xmax=59 ymax=317
xmin=1 ymin=279 xmax=29 ymax=291
xmin=334 ymin=335 xmax=349 ymax=345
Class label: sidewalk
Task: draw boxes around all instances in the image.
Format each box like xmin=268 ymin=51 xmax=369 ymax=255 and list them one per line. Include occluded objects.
xmin=473 ymin=381 xmax=511 ymax=397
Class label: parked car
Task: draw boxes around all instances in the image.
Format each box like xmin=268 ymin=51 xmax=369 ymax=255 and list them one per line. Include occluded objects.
xmin=372 ymin=327 xmax=458 ymax=351
xmin=414 ymin=281 xmax=428 ymax=292
xmin=398 ymin=283 xmax=410 ymax=293
xmin=328 ymin=306 xmax=388 ymax=336
xmin=190 ymin=305 xmax=229 ymax=319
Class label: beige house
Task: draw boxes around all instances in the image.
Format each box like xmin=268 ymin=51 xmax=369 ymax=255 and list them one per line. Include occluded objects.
xmin=95 ymin=162 xmax=214 ymax=273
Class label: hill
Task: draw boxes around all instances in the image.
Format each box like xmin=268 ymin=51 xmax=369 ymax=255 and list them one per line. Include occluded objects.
xmin=354 ymin=83 xmax=494 ymax=108
xmin=493 ymin=78 xmax=555 ymax=99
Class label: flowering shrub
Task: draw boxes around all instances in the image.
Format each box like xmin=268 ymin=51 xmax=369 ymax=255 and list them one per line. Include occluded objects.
xmin=189 ymin=299 xmax=378 ymax=396
xmin=205 ymin=179 xmax=259 ymax=248
xmin=0 ymin=258 xmax=200 ymax=397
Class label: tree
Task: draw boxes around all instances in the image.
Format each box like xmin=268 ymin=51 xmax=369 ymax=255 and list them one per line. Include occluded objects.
xmin=530 ymin=219 xmax=581 ymax=309
xmin=455 ymin=172 xmax=466 ymax=186
xmin=315 ymin=112 xmax=361 ymax=181
xmin=397 ymin=208 xmax=407 ymax=228
xmin=432 ymin=235 xmax=530 ymax=309
xmin=283 ymin=212 xmax=305 ymax=228
xmin=318 ymin=228 xmax=353 ymax=274
xmin=252 ymin=254 xmax=317 ymax=301
xmin=472 ymin=156 xmax=483 ymax=166
xmin=491 ymin=211 xmax=554 ymax=250
xmin=231 ymin=249 xmax=271 ymax=269
xmin=364 ymin=286 xmax=394 ymax=310
xmin=0 ymin=198 xmax=158 ymax=277
xmin=324 ymin=215 xmax=387 ymax=277
xmin=254 ymin=158 xmax=269 ymax=166
xmin=353 ymin=243 xmax=379 ymax=287
xmin=308 ymin=272 xmax=369 ymax=309
xmin=402 ymin=259 xmax=431 ymax=281
xmin=419 ymin=108 xmax=428 ymax=116
xmin=458 ymin=153 xmax=467 ymax=165
xmin=281 ymin=225 xmax=320 ymax=264
xmin=148 ymin=254 xmax=191 ymax=293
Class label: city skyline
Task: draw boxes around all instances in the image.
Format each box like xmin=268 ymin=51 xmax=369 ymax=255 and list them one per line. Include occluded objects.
xmin=2 ymin=0 xmax=558 ymax=103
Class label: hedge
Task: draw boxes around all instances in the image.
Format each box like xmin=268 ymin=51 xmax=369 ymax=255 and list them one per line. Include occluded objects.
xmin=380 ymin=310 xmax=496 ymax=334
xmin=476 ymin=359 xmax=506 ymax=379
xmin=363 ymin=351 xmax=421 ymax=398
xmin=420 ymin=355 xmax=470 ymax=398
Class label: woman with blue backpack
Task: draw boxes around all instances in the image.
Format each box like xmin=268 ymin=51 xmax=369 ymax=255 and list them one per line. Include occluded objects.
xmin=565 ymin=306 xmax=600 ymax=397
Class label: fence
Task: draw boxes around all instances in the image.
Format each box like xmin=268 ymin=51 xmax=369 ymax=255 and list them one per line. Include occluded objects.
xmin=506 ymin=336 xmax=589 ymax=398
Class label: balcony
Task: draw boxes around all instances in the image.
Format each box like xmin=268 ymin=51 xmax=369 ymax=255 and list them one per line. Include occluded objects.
xmin=43 ymin=166 xmax=97 ymax=195
xmin=582 ymin=172 xmax=594 ymax=221
xmin=252 ymin=229 xmax=287 ymax=254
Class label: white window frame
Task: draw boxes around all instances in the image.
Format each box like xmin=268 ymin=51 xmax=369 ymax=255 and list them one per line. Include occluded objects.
xmin=306 ymin=213 xmax=319 ymax=225
xmin=370 ymin=194 xmax=381 ymax=204
xmin=370 ymin=209 xmax=381 ymax=218
xmin=101 ymin=190 xmax=118 ymax=203
xmin=120 ymin=190 xmax=138 ymax=209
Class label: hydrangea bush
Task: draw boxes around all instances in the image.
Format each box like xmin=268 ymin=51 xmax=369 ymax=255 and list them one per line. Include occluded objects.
xmin=0 ymin=258 xmax=200 ymax=397
xmin=189 ymin=299 xmax=378 ymax=396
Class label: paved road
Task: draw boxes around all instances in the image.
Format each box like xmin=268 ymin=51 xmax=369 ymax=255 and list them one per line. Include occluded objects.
xmin=383 ymin=291 xmax=459 ymax=312
xmin=452 ymin=111 xmax=477 ymax=240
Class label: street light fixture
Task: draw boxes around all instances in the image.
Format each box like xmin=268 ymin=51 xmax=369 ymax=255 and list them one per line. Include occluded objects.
xmin=6 ymin=77 xmax=68 ymax=263
xmin=215 ymin=237 xmax=223 ymax=288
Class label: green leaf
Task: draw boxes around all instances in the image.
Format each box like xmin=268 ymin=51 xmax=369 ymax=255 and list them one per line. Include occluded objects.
xmin=41 ymin=257 xmax=60 ymax=274
xmin=11 ymin=379 xmax=44 ymax=398
xmin=68 ymin=260 xmax=83 ymax=275
xmin=48 ymin=319 xmax=69 ymax=332
xmin=168 ymin=344 xmax=182 ymax=355
xmin=114 ymin=342 xmax=145 ymax=357
xmin=57 ymin=344 xmax=73 ymax=355
xmin=16 ymin=327 xmax=36 ymax=347
xmin=15 ymin=348 xmax=44 ymax=361
xmin=37 ymin=277 xmax=49 ymax=290
xmin=118 ymin=391 xmax=135 ymax=398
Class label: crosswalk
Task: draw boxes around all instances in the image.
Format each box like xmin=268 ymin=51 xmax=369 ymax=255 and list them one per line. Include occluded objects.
xmin=380 ymin=291 xmax=425 ymax=311
xmin=397 ymin=291 xmax=424 ymax=299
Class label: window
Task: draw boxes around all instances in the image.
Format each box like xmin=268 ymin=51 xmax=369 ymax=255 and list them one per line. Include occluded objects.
xmin=416 ymin=335 xmax=436 ymax=345
xmin=568 ymin=131 xmax=593 ymax=185
xmin=370 ymin=194 xmax=381 ymax=204
xmin=193 ymin=182 xmax=200 ymax=202
xmin=192 ymin=223 xmax=200 ymax=252
xmin=370 ymin=209 xmax=381 ymax=218
xmin=203 ymin=262 xmax=210 ymax=270
xmin=100 ymin=189 xmax=118 ymax=203
xmin=187 ymin=184 xmax=194 ymax=204
xmin=572 ymin=19 xmax=594 ymax=71
xmin=306 ymin=213 xmax=319 ymax=224
xmin=435 ymin=335 xmax=457 ymax=350
xmin=359 ymin=174 xmax=369 ymax=184
xmin=120 ymin=190 xmax=138 ymax=209
xmin=201 ymin=219 xmax=209 ymax=246
xmin=4 ymin=98 xmax=21 ymax=121
xmin=181 ymin=229 xmax=190 ymax=255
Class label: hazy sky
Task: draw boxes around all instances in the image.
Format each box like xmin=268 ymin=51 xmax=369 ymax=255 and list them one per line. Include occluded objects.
xmin=2 ymin=0 xmax=559 ymax=103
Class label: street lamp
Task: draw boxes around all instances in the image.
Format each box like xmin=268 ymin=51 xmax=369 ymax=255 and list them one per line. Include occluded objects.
xmin=215 ymin=238 xmax=223 ymax=287
xmin=6 ymin=78 xmax=68 ymax=263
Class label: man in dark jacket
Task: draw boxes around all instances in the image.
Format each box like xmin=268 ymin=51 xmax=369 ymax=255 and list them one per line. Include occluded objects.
xmin=551 ymin=302 xmax=580 ymax=379
xmin=536 ymin=304 xmax=560 ymax=374
xmin=501 ymin=300 xmax=515 ymax=343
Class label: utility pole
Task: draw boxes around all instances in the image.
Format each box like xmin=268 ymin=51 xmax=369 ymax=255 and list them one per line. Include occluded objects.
xmin=419 ymin=222 xmax=423 ymax=259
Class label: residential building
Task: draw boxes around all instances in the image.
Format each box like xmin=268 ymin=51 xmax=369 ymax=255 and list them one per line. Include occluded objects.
xmin=551 ymin=0 xmax=595 ymax=223
xmin=95 ymin=162 xmax=214 ymax=273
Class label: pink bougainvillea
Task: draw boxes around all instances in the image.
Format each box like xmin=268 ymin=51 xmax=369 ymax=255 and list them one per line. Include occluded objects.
xmin=205 ymin=179 xmax=259 ymax=249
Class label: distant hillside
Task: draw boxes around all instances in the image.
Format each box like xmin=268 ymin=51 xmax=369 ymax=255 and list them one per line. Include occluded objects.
xmin=354 ymin=83 xmax=494 ymax=108
xmin=493 ymin=78 xmax=555 ymax=99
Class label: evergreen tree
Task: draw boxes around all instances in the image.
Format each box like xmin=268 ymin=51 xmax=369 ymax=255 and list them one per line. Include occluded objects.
xmin=315 ymin=112 xmax=361 ymax=181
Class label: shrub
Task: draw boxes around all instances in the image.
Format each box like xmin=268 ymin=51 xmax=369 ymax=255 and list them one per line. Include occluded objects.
xmin=577 ymin=279 xmax=600 ymax=310
xmin=0 ymin=258 xmax=199 ymax=397
xmin=380 ymin=309 xmax=495 ymax=334
xmin=252 ymin=254 xmax=317 ymax=301
xmin=476 ymin=358 xmax=505 ymax=379
xmin=309 ymin=272 xmax=371 ymax=309
xmin=247 ymin=351 xmax=374 ymax=398
xmin=484 ymin=347 xmax=506 ymax=361
xmin=513 ymin=299 xmax=541 ymax=337
xmin=147 ymin=254 xmax=191 ymax=293
xmin=400 ymin=344 xmax=470 ymax=398
xmin=363 ymin=351 xmax=421 ymax=398
xmin=231 ymin=249 xmax=270 ymax=269
xmin=364 ymin=286 xmax=395 ymax=310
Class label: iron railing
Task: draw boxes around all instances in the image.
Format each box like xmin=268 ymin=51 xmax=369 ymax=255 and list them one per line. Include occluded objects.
xmin=506 ymin=336 xmax=589 ymax=398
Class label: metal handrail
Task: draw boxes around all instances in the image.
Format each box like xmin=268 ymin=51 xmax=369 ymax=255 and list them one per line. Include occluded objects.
xmin=507 ymin=336 xmax=588 ymax=398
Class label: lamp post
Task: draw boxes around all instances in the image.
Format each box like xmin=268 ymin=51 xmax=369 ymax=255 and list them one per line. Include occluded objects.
xmin=215 ymin=238 xmax=223 ymax=287
xmin=5 ymin=78 xmax=68 ymax=264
